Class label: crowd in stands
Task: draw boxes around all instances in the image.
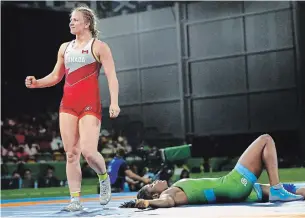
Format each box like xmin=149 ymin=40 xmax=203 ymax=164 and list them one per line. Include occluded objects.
xmin=1 ymin=112 xmax=190 ymax=191
xmin=1 ymin=112 xmax=132 ymax=164
xmin=1 ymin=163 xmax=63 ymax=189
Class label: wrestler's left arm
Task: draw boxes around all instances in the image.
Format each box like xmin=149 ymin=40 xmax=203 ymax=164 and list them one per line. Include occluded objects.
xmin=96 ymin=41 xmax=120 ymax=118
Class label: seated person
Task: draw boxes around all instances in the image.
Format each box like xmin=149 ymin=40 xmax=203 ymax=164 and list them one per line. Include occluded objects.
xmin=22 ymin=169 xmax=35 ymax=188
xmin=107 ymin=148 xmax=150 ymax=192
xmin=38 ymin=165 xmax=60 ymax=188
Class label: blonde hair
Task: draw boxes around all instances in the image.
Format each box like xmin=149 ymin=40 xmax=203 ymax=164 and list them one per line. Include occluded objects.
xmin=71 ymin=5 xmax=99 ymax=38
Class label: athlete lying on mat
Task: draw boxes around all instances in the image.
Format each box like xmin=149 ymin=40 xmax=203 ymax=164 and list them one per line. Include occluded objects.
xmin=120 ymin=134 xmax=304 ymax=209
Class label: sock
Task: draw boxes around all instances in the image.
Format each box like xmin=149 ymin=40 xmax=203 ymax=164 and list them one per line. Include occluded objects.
xmin=271 ymin=183 xmax=283 ymax=190
xmin=97 ymin=172 xmax=108 ymax=181
xmin=71 ymin=191 xmax=80 ymax=202
xmin=283 ymin=183 xmax=297 ymax=194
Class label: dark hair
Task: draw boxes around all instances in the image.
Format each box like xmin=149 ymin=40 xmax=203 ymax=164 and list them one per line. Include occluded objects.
xmin=116 ymin=147 xmax=126 ymax=157
xmin=137 ymin=186 xmax=153 ymax=200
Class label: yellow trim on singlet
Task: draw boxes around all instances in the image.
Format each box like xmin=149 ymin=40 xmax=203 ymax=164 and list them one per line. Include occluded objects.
xmin=91 ymin=38 xmax=102 ymax=64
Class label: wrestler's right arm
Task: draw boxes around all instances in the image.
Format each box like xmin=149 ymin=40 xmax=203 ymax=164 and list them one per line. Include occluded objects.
xmin=25 ymin=42 xmax=68 ymax=89
xmin=136 ymin=195 xmax=175 ymax=209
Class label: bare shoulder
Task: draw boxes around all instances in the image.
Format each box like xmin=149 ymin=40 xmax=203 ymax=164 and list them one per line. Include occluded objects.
xmin=161 ymin=186 xmax=188 ymax=205
xmin=60 ymin=42 xmax=70 ymax=50
xmin=161 ymin=186 xmax=183 ymax=197
xmin=93 ymin=39 xmax=111 ymax=53
xmin=58 ymin=42 xmax=70 ymax=56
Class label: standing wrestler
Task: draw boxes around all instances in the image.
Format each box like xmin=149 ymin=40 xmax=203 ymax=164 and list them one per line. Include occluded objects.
xmin=25 ymin=6 xmax=119 ymax=211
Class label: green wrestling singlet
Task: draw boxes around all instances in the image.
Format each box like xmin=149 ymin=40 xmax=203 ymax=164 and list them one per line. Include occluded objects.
xmin=172 ymin=163 xmax=257 ymax=204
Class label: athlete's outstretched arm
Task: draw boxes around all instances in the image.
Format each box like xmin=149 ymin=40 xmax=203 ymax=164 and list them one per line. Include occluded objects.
xmin=98 ymin=41 xmax=120 ymax=118
xmin=136 ymin=195 xmax=175 ymax=209
xmin=25 ymin=43 xmax=67 ymax=89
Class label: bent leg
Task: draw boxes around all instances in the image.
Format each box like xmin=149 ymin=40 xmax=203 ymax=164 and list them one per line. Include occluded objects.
xmin=237 ymin=134 xmax=279 ymax=186
xmin=78 ymin=115 xmax=106 ymax=174
xmin=236 ymin=134 xmax=303 ymax=202
xmin=78 ymin=115 xmax=111 ymax=205
xmin=236 ymin=134 xmax=303 ymax=201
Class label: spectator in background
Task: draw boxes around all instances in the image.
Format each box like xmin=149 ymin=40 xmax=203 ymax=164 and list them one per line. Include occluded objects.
xmin=22 ymin=169 xmax=35 ymax=188
xmin=24 ymin=141 xmax=39 ymax=157
xmin=38 ymin=166 xmax=60 ymax=188
xmin=50 ymin=131 xmax=63 ymax=152
xmin=117 ymin=136 xmax=132 ymax=154
xmin=39 ymin=137 xmax=52 ymax=153
xmin=16 ymin=146 xmax=29 ymax=161
xmin=125 ymin=176 xmax=139 ymax=191
xmin=1 ymin=169 xmax=20 ymax=189
xmin=38 ymin=124 xmax=47 ymax=135
xmin=15 ymin=127 xmax=25 ymax=145
xmin=101 ymin=134 xmax=116 ymax=162
xmin=8 ymin=171 xmax=21 ymax=189
xmin=130 ymin=164 xmax=139 ymax=176
xmin=6 ymin=143 xmax=16 ymax=158
xmin=26 ymin=126 xmax=38 ymax=141
xmin=123 ymin=138 xmax=132 ymax=154
xmin=107 ymin=148 xmax=150 ymax=192
xmin=1 ymin=143 xmax=10 ymax=158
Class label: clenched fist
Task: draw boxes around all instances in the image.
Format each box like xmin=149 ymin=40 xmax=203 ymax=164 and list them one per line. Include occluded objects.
xmin=109 ymin=104 xmax=120 ymax=118
xmin=25 ymin=76 xmax=38 ymax=88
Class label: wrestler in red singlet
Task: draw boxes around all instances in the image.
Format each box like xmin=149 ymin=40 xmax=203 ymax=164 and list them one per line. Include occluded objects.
xmin=60 ymin=38 xmax=102 ymax=120
xmin=25 ymin=5 xmax=121 ymax=210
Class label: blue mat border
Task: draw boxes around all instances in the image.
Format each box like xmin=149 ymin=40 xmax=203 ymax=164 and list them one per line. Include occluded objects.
xmin=1 ymin=192 xmax=136 ymax=204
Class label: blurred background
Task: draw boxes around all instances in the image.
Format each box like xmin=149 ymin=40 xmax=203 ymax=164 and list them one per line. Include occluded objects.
xmin=1 ymin=1 xmax=305 ymax=198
